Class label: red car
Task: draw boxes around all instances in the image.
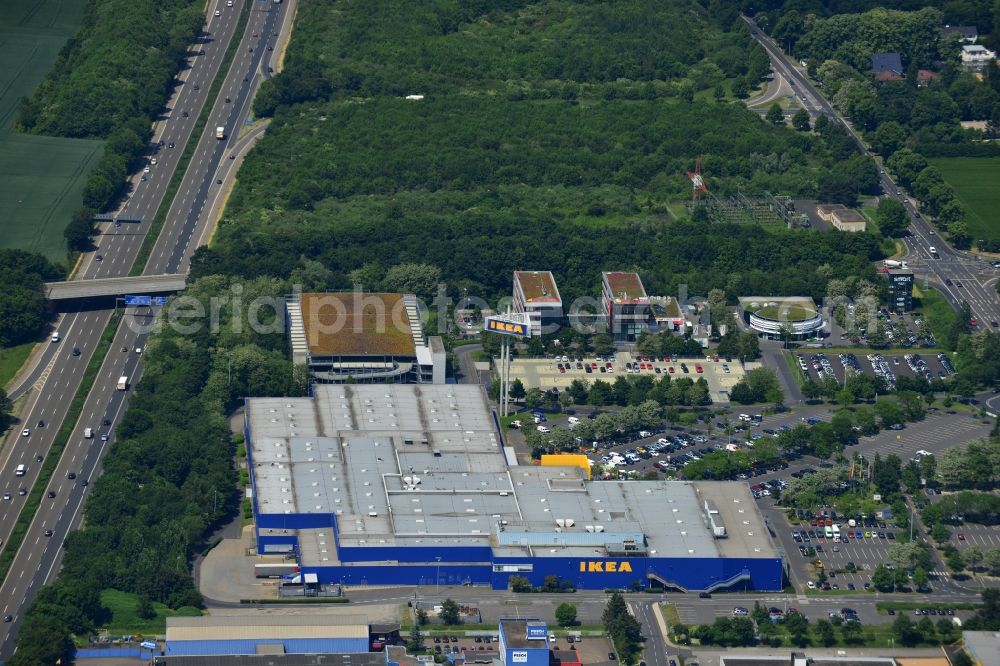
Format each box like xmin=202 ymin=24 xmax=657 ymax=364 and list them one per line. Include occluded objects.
xmin=958 ymin=533 xmax=965 ymax=540
xmin=695 ymin=364 xmax=704 ymax=373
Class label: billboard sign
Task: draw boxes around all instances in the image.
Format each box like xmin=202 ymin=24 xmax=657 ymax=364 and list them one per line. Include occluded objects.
xmin=485 ymin=316 xmax=530 ymax=338
xmin=124 ymin=295 xmax=152 ymax=307
xmin=526 ymin=624 xmax=548 ymax=639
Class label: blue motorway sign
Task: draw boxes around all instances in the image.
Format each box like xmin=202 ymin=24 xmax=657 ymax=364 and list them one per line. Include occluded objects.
xmin=153 ymin=296 xmax=168 ymax=306
xmin=124 ymin=295 xmax=152 ymax=307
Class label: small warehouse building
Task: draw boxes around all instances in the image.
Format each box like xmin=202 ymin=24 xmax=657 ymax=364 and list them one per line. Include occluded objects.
xmin=286 ymin=292 xmax=445 ymax=384
xmin=816 ymin=204 xmax=866 ymax=233
xmin=165 ymin=615 xmax=369 ymax=657
xmin=497 ymin=620 xmax=551 ymax=666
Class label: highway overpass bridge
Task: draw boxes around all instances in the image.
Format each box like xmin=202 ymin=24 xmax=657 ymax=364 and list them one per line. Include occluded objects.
xmin=45 ymin=273 xmax=188 ymax=301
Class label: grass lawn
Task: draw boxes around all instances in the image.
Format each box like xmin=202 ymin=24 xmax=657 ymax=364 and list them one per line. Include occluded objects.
xmin=98 ymin=589 xmax=201 ymax=636
xmin=755 ymin=303 xmax=816 ymax=321
xmin=0 ymin=0 xmax=101 ymax=263
xmin=0 ymin=341 xmax=34 ymax=388
xmin=784 ymin=352 xmax=807 ymax=387
xmin=913 ymin=288 xmax=957 ymax=349
xmin=929 ymin=157 xmax=1000 ymax=244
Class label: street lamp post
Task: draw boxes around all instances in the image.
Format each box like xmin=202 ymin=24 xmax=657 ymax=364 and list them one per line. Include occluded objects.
xmin=435 ymin=556 xmax=442 ymax=596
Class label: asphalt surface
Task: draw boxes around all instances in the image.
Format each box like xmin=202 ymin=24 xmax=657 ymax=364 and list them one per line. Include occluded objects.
xmin=744 ymin=16 xmax=1000 ymax=327
xmin=0 ymin=1 xmax=292 ymax=655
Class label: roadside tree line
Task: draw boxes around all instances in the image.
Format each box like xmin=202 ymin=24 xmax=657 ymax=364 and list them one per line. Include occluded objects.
xmin=12 ymin=276 xmax=304 ymax=665
xmin=16 ymin=0 xmax=206 ymax=252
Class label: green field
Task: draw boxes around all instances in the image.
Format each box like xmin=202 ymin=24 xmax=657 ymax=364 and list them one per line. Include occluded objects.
xmin=98 ymin=589 xmax=201 ymax=636
xmin=0 ymin=0 xmax=102 ymax=262
xmin=929 ymin=157 xmax=1000 ymax=244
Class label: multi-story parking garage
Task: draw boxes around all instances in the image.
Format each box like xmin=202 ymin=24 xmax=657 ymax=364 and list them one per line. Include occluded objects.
xmin=738 ymin=296 xmax=825 ymax=340
xmin=245 ymin=385 xmax=783 ymax=592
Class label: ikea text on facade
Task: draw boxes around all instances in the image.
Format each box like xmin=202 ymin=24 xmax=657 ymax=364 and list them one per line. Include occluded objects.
xmin=580 ymin=560 xmax=632 ymax=573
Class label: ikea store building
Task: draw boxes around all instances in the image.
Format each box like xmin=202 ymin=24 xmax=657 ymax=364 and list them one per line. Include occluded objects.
xmin=246 ymin=385 xmax=783 ymax=592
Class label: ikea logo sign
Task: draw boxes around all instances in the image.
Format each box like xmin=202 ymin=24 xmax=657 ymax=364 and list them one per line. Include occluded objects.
xmin=485 ymin=317 xmax=530 ymax=337
xmin=579 ymin=560 xmax=633 ymax=573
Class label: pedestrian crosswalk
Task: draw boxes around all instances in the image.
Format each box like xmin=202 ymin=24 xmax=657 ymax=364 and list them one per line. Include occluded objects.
xmin=930 ymin=570 xmax=949 ymax=578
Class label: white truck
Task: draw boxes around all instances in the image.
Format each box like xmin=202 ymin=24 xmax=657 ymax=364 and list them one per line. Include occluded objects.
xmin=215 ymin=126 xmax=225 ymax=140
xmin=117 ymin=376 xmax=128 ymax=391
xmin=929 ymin=246 xmax=939 ymax=257
xmin=883 ymin=260 xmax=908 ymax=269
xmin=84 ymin=428 xmax=93 ymax=439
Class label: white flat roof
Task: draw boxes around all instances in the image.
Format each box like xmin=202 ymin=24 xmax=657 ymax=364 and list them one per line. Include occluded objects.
xmin=246 ymin=385 xmax=777 ymax=565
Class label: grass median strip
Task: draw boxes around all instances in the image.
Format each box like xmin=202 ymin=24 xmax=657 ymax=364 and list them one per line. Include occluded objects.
xmin=0 ymin=311 xmax=121 ymax=583
xmin=131 ymin=0 xmax=252 ymax=276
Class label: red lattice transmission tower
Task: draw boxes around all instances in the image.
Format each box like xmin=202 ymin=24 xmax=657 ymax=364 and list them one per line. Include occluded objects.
xmin=686 ymin=158 xmax=708 ymax=201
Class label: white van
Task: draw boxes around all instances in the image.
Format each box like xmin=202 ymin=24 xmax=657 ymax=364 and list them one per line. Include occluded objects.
xmin=51 ymin=332 xmax=60 ymax=343
xmin=84 ymin=428 xmax=93 ymax=439
xmin=15 ymin=464 xmax=26 ymax=477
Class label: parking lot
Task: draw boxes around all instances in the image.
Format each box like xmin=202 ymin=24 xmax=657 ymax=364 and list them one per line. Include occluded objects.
xmin=509 ymin=352 xmax=751 ymax=403
xmin=951 ymin=523 xmax=1000 ymax=550
xmin=796 ymin=350 xmax=955 ymax=388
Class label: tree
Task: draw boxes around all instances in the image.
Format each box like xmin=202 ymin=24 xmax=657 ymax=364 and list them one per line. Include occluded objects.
xmin=407 ymin=623 xmax=425 ymax=652
xmin=64 ymin=207 xmax=96 ymax=252
xmin=870 ymin=121 xmax=908 ymax=156
xmin=916 ymin=616 xmax=937 ymax=643
xmin=439 ymin=598 xmax=461 ymax=626
xmin=784 ymin=610 xmax=809 ymax=645
xmin=815 ymin=618 xmax=836 ymax=646
xmin=591 ymin=334 xmax=614 ymax=357
xmin=912 ymin=567 xmax=929 ymax=590
xmin=555 ymin=602 xmax=578 ymax=627
xmin=887 ymin=148 xmax=928 ymax=188
xmin=964 ymin=544 xmax=985 ymax=572
xmin=510 ymin=576 xmax=532 ymax=593
xmin=509 ymin=378 xmax=526 ymax=401
xmin=792 ymin=108 xmax=811 ymax=131
xmin=381 ymin=263 xmax=440 ymax=298
xmin=840 ymin=616 xmax=863 ymax=644
xmin=875 ymin=197 xmax=910 ymax=237
xmin=524 ymin=388 xmax=544 ymax=410
xmin=893 ymin=614 xmax=920 ymax=646
xmin=872 ymin=563 xmax=895 ymax=592
xmin=766 ymin=103 xmax=784 ymax=125
xmin=0 ymin=388 xmax=10 ymax=432
xmin=135 ymin=594 xmax=155 ymax=620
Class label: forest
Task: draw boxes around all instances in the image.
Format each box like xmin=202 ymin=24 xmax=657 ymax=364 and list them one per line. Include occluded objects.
xmin=0 ymin=250 xmax=63 ymax=348
xmin=205 ymin=0 xmax=888 ymax=307
xmin=256 ymin=0 xmax=770 ymax=107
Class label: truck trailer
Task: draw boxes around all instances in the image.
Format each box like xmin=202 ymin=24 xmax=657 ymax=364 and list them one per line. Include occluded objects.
xmin=215 ymin=126 xmax=225 ymax=140
xmin=117 ymin=376 xmax=128 ymax=391
xmin=254 ymin=563 xmax=299 ymax=578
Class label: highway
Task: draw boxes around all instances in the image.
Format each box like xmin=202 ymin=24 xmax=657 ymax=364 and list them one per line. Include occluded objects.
xmin=743 ymin=17 xmax=1000 ymax=327
xmin=0 ymin=0 xmax=292 ymax=656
